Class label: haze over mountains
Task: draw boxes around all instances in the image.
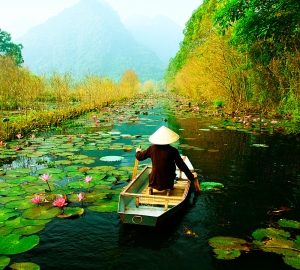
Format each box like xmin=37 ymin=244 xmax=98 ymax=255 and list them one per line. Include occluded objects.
xmin=15 ymin=0 xmax=184 ymax=82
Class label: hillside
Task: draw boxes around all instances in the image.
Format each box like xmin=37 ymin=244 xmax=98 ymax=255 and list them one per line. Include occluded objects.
xmin=16 ymin=0 xmax=165 ymax=82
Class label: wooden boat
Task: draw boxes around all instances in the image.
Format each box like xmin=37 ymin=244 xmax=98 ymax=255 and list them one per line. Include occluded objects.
xmin=118 ymin=156 xmax=194 ymax=227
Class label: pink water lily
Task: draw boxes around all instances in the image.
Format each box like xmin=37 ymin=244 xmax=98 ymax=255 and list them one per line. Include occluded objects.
xmin=31 ymin=134 xmax=36 ymax=139
xmin=40 ymin=174 xmax=51 ymax=181
xmin=84 ymin=176 xmax=92 ymax=183
xmin=77 ymin=192 xmax=84 ymax=202
xmin=84 ymin=176 xmax=92 ymax=193
xmin=31 ymin=195 xmax=41 ymax=204
xmin=16 ymin=133 xmax=22 ymax=139
xmin=53 ymin=197 xmax=67 ymax=208
xmin=40 ymin=174 xmax=52 ymax=191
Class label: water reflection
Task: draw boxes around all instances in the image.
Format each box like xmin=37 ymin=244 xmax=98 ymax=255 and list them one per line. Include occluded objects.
xmin=3 ymin=98 xmax=300 ymax=270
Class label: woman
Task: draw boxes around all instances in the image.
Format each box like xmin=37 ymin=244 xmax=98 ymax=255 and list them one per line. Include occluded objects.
xmin=135 ymin=126 xmax=197 ymax=193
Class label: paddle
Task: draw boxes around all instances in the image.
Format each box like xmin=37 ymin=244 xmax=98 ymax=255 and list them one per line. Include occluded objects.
xmin=132 ymin=146 xmax=141 ymax=180
xmin=192 ymin=172 xmax=201 ymax=192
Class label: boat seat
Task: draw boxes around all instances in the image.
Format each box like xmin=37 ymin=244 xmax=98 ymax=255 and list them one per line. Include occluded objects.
xmin=148 ymin=187 xmax=170 ymax=196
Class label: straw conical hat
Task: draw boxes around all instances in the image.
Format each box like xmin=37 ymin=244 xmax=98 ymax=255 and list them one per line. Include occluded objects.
xmin=149 ymin=126 xmax=180 ymax=145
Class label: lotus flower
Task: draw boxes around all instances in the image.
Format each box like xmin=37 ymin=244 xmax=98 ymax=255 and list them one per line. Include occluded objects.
xmin=53 ymin=197 xmax=67 ymax=208
xmin=31 ymin=195 xmax=41 ymax=204
xmin=40 ymin=174 xmax=52 ymax=192
xmin=77 ymin=192 xmax=84 ymax=202
xmin=84 ymin=176 xmax=92 ymax=193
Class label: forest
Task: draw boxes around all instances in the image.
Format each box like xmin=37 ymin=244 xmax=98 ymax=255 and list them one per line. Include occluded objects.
xmin=1 ymin=0 xmax=300 ymax=139
xmin=165 ymin=0 xmax=300 ymax=127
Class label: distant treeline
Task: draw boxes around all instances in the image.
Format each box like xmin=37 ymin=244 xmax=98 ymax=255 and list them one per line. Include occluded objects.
xmin=165 ymin=0 xmax=300 ymax=123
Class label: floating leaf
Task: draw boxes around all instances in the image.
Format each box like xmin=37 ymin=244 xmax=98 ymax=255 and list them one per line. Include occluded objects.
xmin=251 ymin=144 xmax=269 ymax=148
xmin=0 ymin=208 xmax=19 ymax=222
xmin=213 ymin=248 xmax=241 ymax=260
xmin=200 ymin=182 xmax=224 ymax=191
xmin=100 ymin=156 xmax=124 ymax=162
xmin=0 ymin=256 xmax=10 ymax=269
xmin=260 ymin=238 xmax=298 ymax=256
xmin=20 ymin=219 xmax=51 ymax=226
xmin=0 ymin=234 xmax=39 ymax=255
xmin=209 ymin=236 xmax=248 ymax=250
xmin=0 ymin=226 xmax=13 ymax=237
xmin=13 ymin=225 xmax=45 ymax=236
xmin=57 ymin=207 xmax=84 ymax=218
xmin=283 ymin=256 xmax=300 ymax=270
xmin=88 ymin=200 xmax=118 ymax=212
xmin=22 ymin=205 xmax=62 ymax=220
xmin=278 ymin=219 xmax=300 ymax=229
xmin=252 ymin=228 xmax=290 ymax=241
xmin=5 ymin=200 xmax=34 ymax=210
xmin=9 ymin=261 xmax=40 ymax=270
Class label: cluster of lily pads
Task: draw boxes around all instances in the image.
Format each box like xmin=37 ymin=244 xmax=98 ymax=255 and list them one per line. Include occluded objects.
xmin=209 ymin=219 xmax=300 ymax=269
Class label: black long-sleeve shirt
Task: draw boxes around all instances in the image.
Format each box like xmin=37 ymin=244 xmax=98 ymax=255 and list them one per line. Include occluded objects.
xmin=136 ymin=144 xmax=194 ymax=190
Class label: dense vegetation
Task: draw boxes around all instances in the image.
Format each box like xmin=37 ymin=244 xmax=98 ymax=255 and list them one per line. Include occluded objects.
xmin=165 ymin=0 xmax=300 ymax=125
xmin=0 ymin=47 xmax=141 ymax=141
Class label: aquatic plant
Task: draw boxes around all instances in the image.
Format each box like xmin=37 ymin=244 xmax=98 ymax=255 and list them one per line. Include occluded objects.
xmin=39 ymin=174 xmax=52 ymax=192
xmin=208 ymin=219 xmax=300 ymax=269
xmin=84 ymin=176 xmax=93 ymax=193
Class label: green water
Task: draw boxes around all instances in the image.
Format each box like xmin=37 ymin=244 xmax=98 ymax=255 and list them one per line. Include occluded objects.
xmin=2 ymin=97 xmax=300 ymax=270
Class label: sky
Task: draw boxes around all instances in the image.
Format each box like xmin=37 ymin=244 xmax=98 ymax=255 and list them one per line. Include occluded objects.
xmin=0 ymin=0 xmax=203 ymax=40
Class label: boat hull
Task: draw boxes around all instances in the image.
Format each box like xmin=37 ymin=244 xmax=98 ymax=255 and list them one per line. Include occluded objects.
xmin=118 ymin=156 xmax=193 ymax=227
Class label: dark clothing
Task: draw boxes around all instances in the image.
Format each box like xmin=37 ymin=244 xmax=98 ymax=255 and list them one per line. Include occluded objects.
xmin=135 ymin=144 xmax=195 ymax=190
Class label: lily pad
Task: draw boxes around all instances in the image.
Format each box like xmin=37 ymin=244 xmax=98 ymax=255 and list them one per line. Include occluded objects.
xmin=22 ymin=205 xmax=62 ymax=220
xmin=0 ymin=234 xmax=40 ymax=255
xmin=5 ymin=200 xmax=34 ymax=210
xmin=100 ymin=156 xmax=124 ymax=162
xmin=278 ymin=219 xmax=300 ymax=229
xmin=284 ymin=256 xmax=300 ymax=270
xmin=213 ymin=248 xmax=241 ymax=260
xmin=9 ymin=262 xmax=40 ymax=270
xmin=13 ymin=224 xmax=45 ymax=235
xmin=57 ymin=207 xmax=84 ymax=218
xmin=0 ymin=226 xmax=13 ymax=237
xmin=200 ymin=182 xmax=224 ymax=191
xmin=252 ymin=228 xmax=290 ymax=241
xmin=88 ymin=200 xmax=118 ymax=212
xmin=0 ymin=256 xmax=10 ymax=269
xmin=0 ymin=208 xmax=19 ymax=222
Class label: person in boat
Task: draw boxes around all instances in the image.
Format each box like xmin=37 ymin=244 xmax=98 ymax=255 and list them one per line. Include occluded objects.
xmin=135 ymin=126 xmax=197 ymax=194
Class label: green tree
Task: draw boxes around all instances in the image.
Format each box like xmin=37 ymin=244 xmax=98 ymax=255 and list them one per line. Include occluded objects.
xmin=213 ymin=0 xmax=300 ymax=65
xmin=0 ymin=29 xmax=24 ymax=66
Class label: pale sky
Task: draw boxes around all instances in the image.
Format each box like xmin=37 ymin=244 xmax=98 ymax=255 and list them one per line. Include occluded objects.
xmin=0 ymin=0 xmax=203 ymax=39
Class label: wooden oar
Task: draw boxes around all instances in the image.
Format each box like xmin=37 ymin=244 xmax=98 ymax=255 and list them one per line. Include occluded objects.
xmin=132 ymin=146 xmax=141 ymax=180
xmin=192 ymin=172 xmax=201 ymax=192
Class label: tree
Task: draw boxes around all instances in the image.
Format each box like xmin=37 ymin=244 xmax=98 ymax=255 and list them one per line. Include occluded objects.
xmin=0 ymin=29 xmax=24 ymax=66
xmin=121 ymin=70 xmax=140 ymax=95
xmin=213 ymin=0 xmax=300 ymax=65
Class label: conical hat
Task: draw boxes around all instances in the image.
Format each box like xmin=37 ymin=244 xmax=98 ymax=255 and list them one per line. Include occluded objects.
xmin=149 ymin=126 xmax=180 ymax=145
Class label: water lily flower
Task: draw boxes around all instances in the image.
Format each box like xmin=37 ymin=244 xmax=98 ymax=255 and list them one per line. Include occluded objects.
xmin=31 ymin=195 xmax=41 ymax=204
xmin=81 ymin=135 xmax=85 ymax=139
xmin=16 ymin=134 xmax=22 ymax=139
xmin=40 ymin=174 xmax=52 ymax=192
xmin=53 ymin=197 xmax=67 ymax=208
xmin=68 ymin=135 xmax=72 ymax=139
xmin=0 ymin=141 xmax=3 ymax=146
xmin=84 ymin=176 xmax=92 ymax=183
xmin=92 ymin=115 xmax=97 ymax=120
xmin=271 ymin=120 xmax=277 ymax=125
xmin=84 ymin=176 xmax=92 ymax=193
xmin=77 ymin=192 xmax=84 ymax=202
xmin=31 ymin=134 xmax=36 ymax=139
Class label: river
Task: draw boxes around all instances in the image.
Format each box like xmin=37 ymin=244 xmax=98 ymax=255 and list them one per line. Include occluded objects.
xmin=5 ymin=95 xmax=300 ymax=270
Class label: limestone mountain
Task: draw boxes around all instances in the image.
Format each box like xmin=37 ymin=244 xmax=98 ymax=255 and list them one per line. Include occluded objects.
xmin=16 ymin=0 xmax=165 ymax=82
xmin=125 ymin=15 xmax=183 ymax=66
